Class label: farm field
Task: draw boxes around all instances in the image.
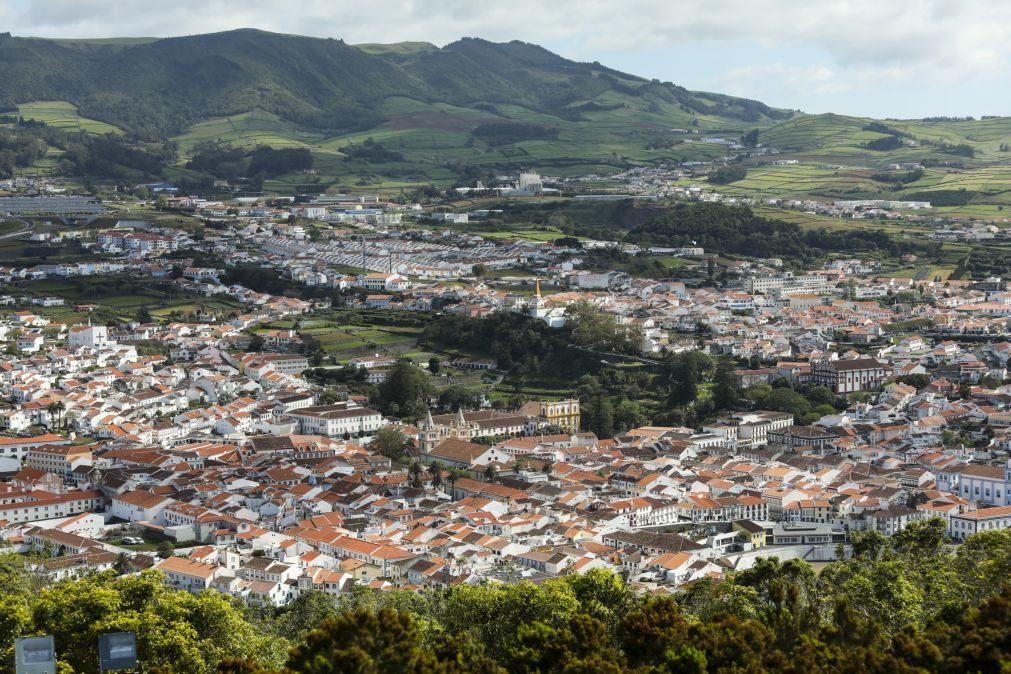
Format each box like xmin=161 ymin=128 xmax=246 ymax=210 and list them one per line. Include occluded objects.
xmin=472 ymin=227 xmax=576 ymax=242
xmin=17 ymin=101 xmax=123 ymax=135
xmin=10 ymin=278 xmax=245 ymax=324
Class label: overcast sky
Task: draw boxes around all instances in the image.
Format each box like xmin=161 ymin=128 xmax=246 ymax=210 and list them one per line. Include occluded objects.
xmin=5 ymin=0 xmax=1009 ymax=118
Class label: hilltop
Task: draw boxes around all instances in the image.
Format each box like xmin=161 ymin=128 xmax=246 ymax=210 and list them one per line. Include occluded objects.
xmin=0 ymin=29 xmax=791 ymax=138
xmin=3 ymin=28 xmax=1011 ymax=206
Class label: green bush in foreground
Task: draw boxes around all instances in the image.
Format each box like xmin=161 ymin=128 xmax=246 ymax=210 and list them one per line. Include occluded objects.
xmin=1 ymin=523 xmax=1009 ymax=673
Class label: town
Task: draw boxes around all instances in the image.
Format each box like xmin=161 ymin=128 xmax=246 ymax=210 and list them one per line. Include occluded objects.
xmin=0 ymin=174 xmax=1008 ymax=613
xmin=5 ymin=11 xmax=1011 ymax=671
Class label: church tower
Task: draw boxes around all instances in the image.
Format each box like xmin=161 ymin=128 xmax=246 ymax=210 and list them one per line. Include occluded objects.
xmin=530 ymin=279 xmax=547 ymax=319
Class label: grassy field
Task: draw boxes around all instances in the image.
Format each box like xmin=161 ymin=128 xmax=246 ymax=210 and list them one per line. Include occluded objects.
xmin=17 ymin=101 xmax=123 ymax=135
xmin=472 ymin=227 xmax=578 ymax=242
xmin=11 ymin=278 xmax=245 ymax=324
xmin=274 ymin=318 xmax=428 ymax=362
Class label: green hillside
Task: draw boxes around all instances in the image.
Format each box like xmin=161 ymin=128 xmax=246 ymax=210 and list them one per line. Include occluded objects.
xmin=5 ymin=28 xmax=1011 ymax=203
xmin=0 ymin=29 xmax=792 ymax=139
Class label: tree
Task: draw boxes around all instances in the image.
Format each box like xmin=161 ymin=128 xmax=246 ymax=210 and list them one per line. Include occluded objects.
xmin=379 ymin=359 xmax=435 ymax=419
xmin=954 ymin=528 xmax=1011 ymax=603
xmin=113 ymin=552 xmax=132 ymax=575
xmin=406 ymin=460 xmax=422 ymax=487
xmin=438 ymin=385 xmax=482 ymax=413
xmin=472 ymin=263 xmax=488 ymax=278
xmin=26 ymin=570 xmax=287 ymax=674
xmin=274 ymin=591 xmax=339 ymax=643
xmin=668 ymin=351 xmax=713 ymax=407
xmin=614 ymin=399 xmax=646 ymax=432
xmin=764 ymin=387 xmax=812 ymax=421
xmin=137 ymin=305 xmax=153 ymax=324
xmin=565 ymin=300 xmax=639 ymax=353
xmin=156 ymin=540 xmax=174 ymax=559
xmin=708 ymin=164 xmax=747 ymax=184
xmin=286 ymin=608 xmax=432 ymax=673
xmin=371 ymin=426 xmax=409 ymax=462
xmin=446 ymin=467 xmax=466 ymax=498
xmin=46 ymin=400 xmax=66 ymax=430
xmin=617 ymin=597 xmax=692 ymax=669
xmin=429 ymin=460 xmax=444 ymax=489
xmin=428 ymin=357 xmax=441 ymax=375
xmin=587 ymin=392 xmax=614 ymax=439
xmin=248 ymin=333 xmax=265 ymax=352
xmin=713 ymin=357 xmax=742 ymax=411
xmin=483 ymin=464 xmax=498 ymax=482
xmin=562 ymin=568 xmax=640 ymax=632
xmin=319 ymin=388 xmax=343 ymax=405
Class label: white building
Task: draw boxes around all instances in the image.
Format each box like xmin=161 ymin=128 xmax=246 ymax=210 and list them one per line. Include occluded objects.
xmin=68 ymin=325 xmax=109 ymax=350
xmin=949 ymin=504 xmax=1011 ymax=541
xmin=287 ymin=405 xmax=385 ymax=436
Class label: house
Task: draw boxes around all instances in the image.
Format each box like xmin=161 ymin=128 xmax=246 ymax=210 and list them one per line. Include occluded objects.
xmin=949 ymin=504 xmax=1011 ymax=541
xmin=423 ymin=438 xmax=510 ymax=469
xmin=810 ymin=356 xmax=889 ymax=393
xmin=287 ymin=404 xmax=384 ymax=437
xmin=110 ymin=490 xmax=174 ymax=524
xmin=935 ymin=462 xmax=1011 ymax=506
xmin=156 ymin=556 xmax=222 ymax=591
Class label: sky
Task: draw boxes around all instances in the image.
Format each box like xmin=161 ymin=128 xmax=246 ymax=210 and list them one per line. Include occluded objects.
xmin=4 ymin=0 xmax=1010 ymax=119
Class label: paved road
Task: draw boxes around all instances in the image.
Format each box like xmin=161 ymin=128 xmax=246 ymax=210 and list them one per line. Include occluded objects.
xmin=0 ymin=219 xmax=32 ymax=239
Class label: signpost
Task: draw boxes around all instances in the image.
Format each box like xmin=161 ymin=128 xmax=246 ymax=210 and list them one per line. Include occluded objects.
xmin=98 ymin=632 xmax=137 ymax=673
xmin=14 ymin=636 xmax=56 ymax=674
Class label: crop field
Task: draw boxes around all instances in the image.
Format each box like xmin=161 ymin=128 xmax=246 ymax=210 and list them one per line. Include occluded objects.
xmin=12 ymin=278 xmax=244 ymax=321
xmin=173 ymin=109 xmax=328 ymax=154
xmin=163 ymin=90 xmax=788 ymax=193
xmin=717 ymin=163 xmax=883 ymax=199
xmin=473 ymin=227 xmax=574 ymax=242
xmin=17 ymin=101 xmax=123 ymax=135
xmin=759 ymin=114 xmax=1011 ymax=168
xmin=280 ymin=320 xmax=425 ymax=361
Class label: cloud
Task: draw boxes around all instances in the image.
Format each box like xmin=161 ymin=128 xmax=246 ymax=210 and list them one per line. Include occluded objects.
xmin=718 ymin=63 xmax=852 ymax=99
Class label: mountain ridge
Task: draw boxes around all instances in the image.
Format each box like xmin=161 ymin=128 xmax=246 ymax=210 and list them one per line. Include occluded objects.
xmin=0 ymin=29 xmax=794 ymax=139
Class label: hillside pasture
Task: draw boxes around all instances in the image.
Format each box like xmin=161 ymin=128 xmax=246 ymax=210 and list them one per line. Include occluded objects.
xmin=17 ymin=100 xmax=123 ymax=135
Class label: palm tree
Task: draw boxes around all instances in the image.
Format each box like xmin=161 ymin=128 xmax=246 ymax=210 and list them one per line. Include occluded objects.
xmin=52 ymin=400 xmax=66 ymax=430
xmin=429 ymin=461 xmax=444 ymax=489
xmin=446 ymin=467 xmax=465 ymax=500
xmin=483 ymin=464 xmax=498 ymax=482
xmin=409 ymin=461 xmax=423 ymax=488
xmin=46 ymin=400 xmax=66 ymax=430
xmin=113 ymin=553 xmax=132 ymax=576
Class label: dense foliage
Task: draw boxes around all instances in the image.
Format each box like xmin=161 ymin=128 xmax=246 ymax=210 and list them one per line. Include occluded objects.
xmin=707 ymin=164 xmax=747 ymax=184
xmin=625 ymin=202 xmax=908 ymax=263
xmin=338 ymin=138 xmax=404 ymax=163
xmin=0 ymin=123 xmax=171 ymax=180
xmin=903 ymin=189 xmax=976 ymax=206
xmin=0 ymin=31 xmax=787 ymax=141
xmin=865 ymin=135 xmax=904 ymax=151
xmin=2 ymin=523 xmax=1010 ymax=673
xmin=187 ymin=144 xmax=312 ymax=181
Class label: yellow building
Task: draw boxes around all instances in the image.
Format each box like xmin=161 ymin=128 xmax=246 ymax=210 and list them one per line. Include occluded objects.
xmin=732 ymin=519 xmax=767 ymax=549
xmin=540 ymin=399 xmax=581 ymax=433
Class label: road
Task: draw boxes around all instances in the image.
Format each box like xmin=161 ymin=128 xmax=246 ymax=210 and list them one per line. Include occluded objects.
xmin=0 ymin=219 xmax=33 ymax=239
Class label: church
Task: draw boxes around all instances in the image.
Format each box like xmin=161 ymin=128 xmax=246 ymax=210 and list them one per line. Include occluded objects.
xmin=528 ymin=280 xmax=568 ymax=327
xmin=416 ymin=399 xmax=581 ymax=453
